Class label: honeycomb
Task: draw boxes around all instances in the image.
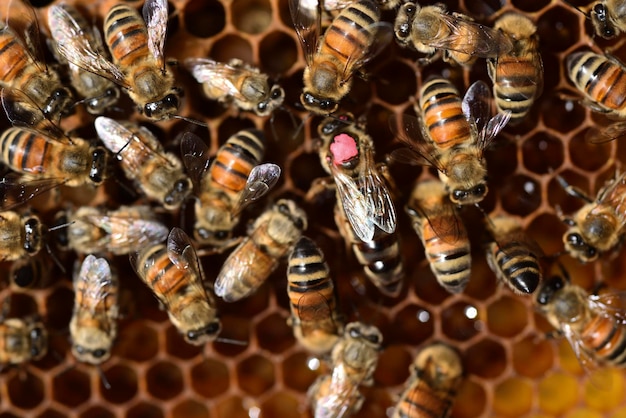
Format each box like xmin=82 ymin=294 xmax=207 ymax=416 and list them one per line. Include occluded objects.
xmin=0 ymin=0 xmax=625 ymax=417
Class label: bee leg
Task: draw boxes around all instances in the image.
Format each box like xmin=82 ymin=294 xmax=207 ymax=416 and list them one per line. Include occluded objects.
xmin=416 ymin=50 xmax=442 ymax=67
xmin=555 ymin=175 xmax=594 ymax=203
xmin=305 ymin=176 xmax=335 ymax=204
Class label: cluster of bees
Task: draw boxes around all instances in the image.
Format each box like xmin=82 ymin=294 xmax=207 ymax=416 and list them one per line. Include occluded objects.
xmin=0 ymin=0 xmax=626 ymax=416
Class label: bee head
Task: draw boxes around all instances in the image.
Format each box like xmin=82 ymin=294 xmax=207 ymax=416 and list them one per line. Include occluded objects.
xmin=45 ymin=87 xmax=74 ymax=118
xmin=142 ymin=88 xmax=182 ymax=120
xmin=29 ymin=323 xmax=48 ymax=360
xmin=185 ymin=320 xmax=222 ymax=345
xmin=89 ymin=147 xmax=109 ymax=185
xmin=394 ymin=2 xmax=416 ymax=44
xmin=85 ymin=87 xmax=121 ymax=115
xmin=591 ymin=3 xmax=617 ymax=39
xmin=163 ymin=177 xmax=192 ymax=210
xmin=563 ymin=229 xmax=598 ymax=263
xmin=256 ymin=86 xmax=285 ymax=116
xmin=301 ymin=92 xmax=338 ymax=115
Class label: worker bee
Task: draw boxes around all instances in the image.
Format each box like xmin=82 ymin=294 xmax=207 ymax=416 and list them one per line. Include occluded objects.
xmin=392 ymin=342 xmax=463 ymax=418
xmin=287 ymin=236 xmax=344 ymax=355
xmin=47 ymin=4 xmax=121 ymax=115
xmin=215 ymin=199 xmax=308 ymax=302
xmin=536 ymin=269 xmax=626 ymax=371
xmin=50 ymin=0 xmax=182 ymax=120
xmin=54 ymin=205 xmax=168 ymax=255
xmin=571 ymin=0 xmax=626 ymax=39
xmin=130 ymin=227 xmax=221 ymax=346
xmin=308 ymin=321 xmax=382 ymax=417
xmin=555 ymin=171 xmax=626 ymax=263
xmin=391 ymin=78 xmax=510 ymax=206
xmin=0 ymin=313 xmax=47 ymax=367
xmin=70 ymin=255 xmax=119 ymax=365
xmin=484 ymin=214 xmax=543 ymax=295
xmin=290 ymin=0 xmax=392 ymax=115
xmin=487 ymin=13 xmax=543 ymax=125
xmin=184 ymin=58 xmax=285 ymax=117
xmin=0 ymin=211 xmax=44 ymax=262
xmin=0 ymin=126 xmax=108 ymax=188
xmin=95 ymin=117 xmax=192 ymax=210
xmin=181 ymin=130 xmax=280 ymax=248
xmin=405 ymin=179 xmax=471 ymax=294
xmin=393 ymin=3 xmax=512 ymax=67
xmin=315 ymin=115 xmax=402 ymax=296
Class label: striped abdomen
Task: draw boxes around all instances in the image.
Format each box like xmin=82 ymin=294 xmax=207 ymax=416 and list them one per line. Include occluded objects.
xmin=104 ymin=4 xmax=150 ymax=68
xmin=419 ymin=78 xmax=472 ymax=149
xmin=318 ymin=0 xmax=379 ymax=65
xmin=567 ymin=51 xmax=626 ymax=117
xmin=0 ymin=127 xmax=55 ymax=176
xmin=394 ymin=379 xmax=454 ymax=418
xmin=0 ymin=28 xmax=33 ymax=88
xmin=583 ymin=314 xmax=626 ymax=367
xmin=488 ymin=241 xmax=541 ymax=294
xmin=207 ymin=129 xmax=265 ymax=200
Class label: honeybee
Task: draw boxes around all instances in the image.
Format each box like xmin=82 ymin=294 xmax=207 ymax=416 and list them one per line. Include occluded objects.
xmin=130 ymin=228 xmax=221 ymax=345
xmin=70 ymin=255 xmax=119 ymax=365
xmin=487 ymin=13 xmax=543 ymax=125
xmin=287 ymin=236 xmax=344 ymax=355
xmin=47 ymin=4 xmax=121 ymax=115
xmin=308 ymin=321 xmax=382 ymax=417
xmin=555 ymin=171 xmax=626 ymax=263
xmin=393 ymin=3 xmax=512 ymax=67
xmin=184 ymin=58 xmax=285 ymax=117
xmin=50 ymin=0 xmax=182 ymax=120
xmin=405 ymin=179 xmax=471 ymax=294
xmin=484 ymin=214 xmax=543 ymax=295
xmin=316 ymin=115 xmax=402 ymax=296
xmin=215 ymin=199 xmax=308 ymax=302
xmin=10 ymin=254 xmax=54 ymax=289
xmin=0 ymin=313 xmax=47 ymax=367
xmin=0 ymin=126 xmax=108 ymax=187
xmin=181 ymin=130 xmax=280 ymax=248
xmin=290 ymin=0 xmax=392 ymax=115
xmin=0 ymin=211 xmax=44 ymax=262
xmin=391 ymin=78 xmax=510 ymax=206
xmin=54 ymin=205 xmax=168 ymax=255
xmin=536 ymin=270 xmax=626 ymax=371
xmin=578 ymin=0 xmax=626 ymax=39
xmin=392 ymin=342 xmax=463 ymax=418
xmin=95 ymin=117 xmax=192 ymax=210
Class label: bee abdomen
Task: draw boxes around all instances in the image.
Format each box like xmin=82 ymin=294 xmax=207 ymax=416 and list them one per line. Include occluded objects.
xmin=104 ymin=5 xmax=150 ymax=67
xmin=0 ymin=128 xmax=50 ymax=174
xmin=354 ymin=231 xmax=404 ymax=296
xmin=320 ymin=0 xmax=379 ymax=60
xmin=420 ymin=79 xmax=471 ymax=148
xmin=568 ymin=52 xmax=626 ymax=112
xmin=495 ymin=244 xmax=541 ymax=294
xmin=396 ymin=384 xmax=453 ymax=418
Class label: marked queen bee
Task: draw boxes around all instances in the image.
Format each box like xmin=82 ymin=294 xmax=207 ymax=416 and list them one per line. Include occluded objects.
xmin=130 ymin=228 xmax=222 ymax=346
xmin=181 ymin=130 xmax=280 ymax=248
xmin=49 ymin=0 xmax=182 ymax=120
xmin=391 ymin=78 xmax=510 ymax=206
xmin=47 ymin=4 xmax=121 ymax=115
xmin=393 ymin=2 xmax=512 ymax=67
xmin=70 ymin=255 xmax=119 ymax=365
xmin=95 ymin=117 xmax=192 ymax=210
xmin=308 ymin=321 xmax=382 ymax=417
xmin=287 ymin=236 xmax=344 ymax=355
xmin=184 ymin=58 xmax=285 ymax=117
xmin=290 ymin=0 xmax=392 ymax=115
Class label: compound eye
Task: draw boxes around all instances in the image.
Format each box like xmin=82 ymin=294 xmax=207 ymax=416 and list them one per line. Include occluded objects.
xmin=349 ymin=327 xmax=360 ymax=339
xmin=257 ymin=101 xmax=268 ymax=111
xmin=452 ymin=190 xmax=466 ymax=201
xmin=197 ymin=228 xmax=210 ymax=239
xmin=164 ymin=94 xmax=179 ymax=107
xmin=215 ymin=230 xmax=229 ymax=240
xmin=320 ymin=100 xmax=334 ymax=110
xmin=206 ymin=322 xmax=221 ymax=335
xmin=405 ymin=4 xmax=415 ymax=14
xmin=277 ymin=202 xmax=290 ymax=214
xmin=93 ymin=349 xmax=107 ymax=358
xmin=187 ymin=331 xmax=198 ymax=341
xmin=593 ymin=3 xmax=606 ymax=18
xmin=105 ymin=88 xmax=117 ymax=97
xmin=303 ymin=93 xmax=315 ymax=105
xmin=75 ymin=345 xmax=86 ymax=354
xmin=473 ymin=185 xmax=486 ymax=196
xmin=586 ymin=247 xmax=597 ymax=258
xmin=270 ymin=87 xmax=283 ymax=99
xmin=367 ymin=334 xmax=381 ymax=344
xmin=566 ymin=233 xmax=583 ymax=247
xmin=175 ymin=179 xmax=189 ymax=192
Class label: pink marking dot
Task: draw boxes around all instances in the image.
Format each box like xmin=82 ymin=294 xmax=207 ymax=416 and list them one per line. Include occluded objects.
xmin=330 ymin=133 xmax=358 ymax=165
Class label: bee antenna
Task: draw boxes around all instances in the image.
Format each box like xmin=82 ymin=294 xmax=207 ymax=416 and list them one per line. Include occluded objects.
xmin=292 ymin=113 xmax=312 ymax=141
xmin=172 ymin=115 xmax=208 ymax=127
xmin=215 ymin=336 xmax=248 ymax=346
xmin=47 ymin=220 xmax=74 ymax=232
xmin=97 ymin=366 xmax=112 ymax=390
xmin=44 ymin=242 xmax=66 ymax=274
xmin=561 ymin=0 xmax=590 ymax=19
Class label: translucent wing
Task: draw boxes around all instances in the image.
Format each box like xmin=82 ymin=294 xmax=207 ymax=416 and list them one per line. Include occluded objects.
xmin=589 ymin=292 xmax=626 ymax=323
xmin=180 ymin=131 xmax=211 ymax=192
xmin=232 ymin=163 xmax=281 ymax=216
xmin=47 ymin=5 xmax=127 ymax=86
xmin=560 ymin=323 xmax=611 ymax=390
xmin=423 ymin=204 xmax=464 ymax=245
xmin=82 ymin=214 xmax=169 ymax=255
xmin=184 ymin=58 xmax=257 ymax=103
xmin=462 ymin=80 xmax=510 ymax=151
xmin=332 ymin=166 xmax=375 ymax=242
xmin=289 ymin=0 xmax=321 ymax=64
xmin=75 ymin=255 xmax=114 ymax=315
xmin=340 ymin=21 xmax=393 ymax=84
xmin=297 ymin=291 xmax=337 ymax=336
xmin=358 ymin=150 xmax=396 ymax=234
xmin=0 ymin=175 xmax=62 ymax=210
xmin=389 ymin=113 xmax=445 ymax=170
xmin=0 ymin=6 xmax=45 ymax=72
xmin=143 ymin=0 xmax=168 ymax=69
xmin=166 ymin=227 xmax=200 ymax=274
xmin=585 ymin=122 xmax=626 ymax=145
xmin=1 ymin=88 xmax=67 ymax=138
xmin=318 ymin=362 xmax=359 ymax=417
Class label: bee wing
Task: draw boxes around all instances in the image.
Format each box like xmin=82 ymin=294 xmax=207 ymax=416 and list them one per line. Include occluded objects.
xmin=232 ymin=163 xmax=281 ymax=216
xmin=359 ymin=150 xmax=396 ymax=234
xmin=332 ymin=167 xmax=375 ymax=242
xmin=320 ymin=362 xmax=358 ymax=416
xmin=297 ymin=291 xmax=338 ymax=336
xmin=560 ymin=323 xmax=612 ymax=390
xmin=47 ymin=5 xmax=128 ymax=87
xmin=1 ymin=3 xmax=46 ymax=73
xmin=430 ymin=13 xmax=512 ymax=58
xmin=166 ymin=227 xmax=201 ymax=275
xmin=0 ymin=88 xmax=69 ymax=140
xmin=589 ymin=292 xmax=626 ymax=323
xmin=143 ymin=0 xmax=169 ymax=70
xmin=180 ymin=131 xmax=211 ymax=192
xmin=75 ymin=255 xmax=115 ymax=316
xmin=389 ymin=113 xmax=445 ymax=170
xmin=0 ymin=175 xmax=62 ymax=210
xmin=340 ymin=21 xmax=393 ymax=84
xmin=462 ymin=80 xmax=510 ymax=150
xmin=83 ymin=214 xmax=169 ymax=254
xmin=585 ymin=121 xmax=626 ymax=144
xmin=184 ymin=58 xmax=255 ymax=103
xmin=289 ymin=0 xmax=321 ymax=65
xmin=423 ymin=204 xmax=465 ymax=245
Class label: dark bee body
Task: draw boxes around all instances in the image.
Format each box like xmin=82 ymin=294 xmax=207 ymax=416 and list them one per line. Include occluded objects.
xmin=588 ymin=0 xmax=626 ymax=39
xmin=0 ymin=127 xmax=107 ymax=187
xmin=287 ymin=236 xmax=343 ymax=354
xmin=215 ymin=199 xmax=308 ymax=302
xmin=393 ymin=343 xmax=463 ymax=418
xmin=131 ymin=228 xmax=221 ymax=345
xmin=70 ymin=255 xmax=119 ymax=365
xmin=488 ymin=13 xmax=543 ymax=125
xmin=485 ymin=215 xmax=542 ymax=295
xmin=566 ymin=51 xmax=626 ymax=118
xmin=0 ymin=316 xmax=47 ymax=366
xmin=10 ymin=254 xmax=53 ymax=289
xmin=406 ymin=179 xmax=471 ymax=294
xmin=0 ymin=211 xmax=44 ymax=262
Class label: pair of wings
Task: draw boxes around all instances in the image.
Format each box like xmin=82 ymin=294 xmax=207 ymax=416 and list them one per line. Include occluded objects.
xmin=289 ymin=0 xmax=393 ymax=85
xmin=74 ymin=255 xmax=117 ymax=321
xmin=180 ymin=132 xmax=281 ymax=218
xmin=390 ymin=80 xmax=511 ymax=172
xmin=313 ymin=365 xmax=361 ymax=418
xmin=47 ymin=0 xmax=168 ymax=89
